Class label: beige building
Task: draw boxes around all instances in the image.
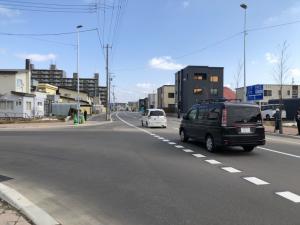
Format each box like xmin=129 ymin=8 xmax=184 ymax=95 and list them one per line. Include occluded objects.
xmin=157 ymin=85 xmax=175 ymax=111
xmin=37 ymin=83 xmax=58 ymax=95
xmin=0 ymin=69 xmax=31 ymax=94
xmin=236 ymin=84 xmax=300 ymax=104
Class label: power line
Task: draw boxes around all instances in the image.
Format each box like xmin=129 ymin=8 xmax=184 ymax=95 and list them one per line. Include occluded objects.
xmin=0 ymin=0 xmax=97 ymax=7
xmin=0 ymin=28 xmax=97 ymax=36
xmin=0 ymin=6 xmax=97 ymax=13
xmin=247 ymin=19 xmax=300 ymax=32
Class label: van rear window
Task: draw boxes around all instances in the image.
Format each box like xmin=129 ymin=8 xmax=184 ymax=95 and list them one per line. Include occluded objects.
xmin=150 ymin=111 xmax=165 ymax=116
xmin=226 ymin=106 xmax=262 ymax=125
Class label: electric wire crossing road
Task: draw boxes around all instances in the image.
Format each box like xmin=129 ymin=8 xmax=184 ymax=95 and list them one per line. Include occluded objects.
xmin=116 ymin=112 xmax=300 ymax=205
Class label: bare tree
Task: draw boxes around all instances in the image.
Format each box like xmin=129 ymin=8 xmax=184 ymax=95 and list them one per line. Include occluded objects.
xmin=233 ymin=60 xmax=243 ymax=91
xmin=273 ymin=40 xmax=290 ymax=134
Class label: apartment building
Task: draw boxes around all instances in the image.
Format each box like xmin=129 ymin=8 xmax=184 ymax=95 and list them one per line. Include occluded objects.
xmin=157 ymin=85 xmax=175 ymax=112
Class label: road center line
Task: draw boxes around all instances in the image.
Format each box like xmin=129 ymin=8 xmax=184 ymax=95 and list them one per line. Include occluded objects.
xmin=221 ymin=167 xmax=242 ymax=173
xmin=183 ymin=149 xmax=194 ymax=153
xmin=192 ymin=154 xmax=206 ymax=158
xmin=276 ymin=191 xmax=300 ymax=203
xmin=205 ymin=159 xmax=221 ymax=164
xmin=174 ymin=145 xmax=184 ymax=148
xmin=168 ymin=142 xmax=176 ymax=145
xmin=257 ymin=147 xmax=300 ymax=159
xmin=243 ymin=177 xmax=269 ymax=185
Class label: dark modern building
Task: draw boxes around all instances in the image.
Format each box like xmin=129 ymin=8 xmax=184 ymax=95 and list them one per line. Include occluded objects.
xmin=98 ymin=86 xmax=107 ymax=107
xmin=26 ymin=59 xmax=99 ymax=98
xmin=175 ymin=66 xmax=224 ymax=113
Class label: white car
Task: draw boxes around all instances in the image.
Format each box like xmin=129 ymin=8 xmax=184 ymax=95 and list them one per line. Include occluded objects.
xmin=261 ymin=104 xmax=287 ymax=120
xmin=141 ymin=109 xmax=167 ymax=128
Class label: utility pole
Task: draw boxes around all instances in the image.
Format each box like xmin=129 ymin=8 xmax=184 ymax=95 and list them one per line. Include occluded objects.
xmin=76 ymin=25 xmax=83 ymax=124
xmin=105 ymin=44 xmax=112 ymax=121
xmin=112 ymin=85 xmax=116 ymax=112
xmin=240 ymin=3 xmax=248 ymax=102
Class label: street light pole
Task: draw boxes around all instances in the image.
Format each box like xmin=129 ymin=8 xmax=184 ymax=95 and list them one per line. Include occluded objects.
xmin=76 ymin=25 xmax=83 ymax=124
xmin=240 ymin=3 xmax=247 ymax=102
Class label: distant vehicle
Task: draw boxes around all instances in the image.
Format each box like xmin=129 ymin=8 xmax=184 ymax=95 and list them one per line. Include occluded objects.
xmin=141 ymin=109 xmax=167 ymax=128
xmin=179 ymin=100 xmax=265 ymax=152
xmin=261 ymin=104 xmax=286 ymax=120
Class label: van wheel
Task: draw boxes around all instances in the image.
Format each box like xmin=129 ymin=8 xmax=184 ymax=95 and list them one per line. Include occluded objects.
xmin=206 ymin=135 xmax=216 ymax=152
xmin=243 ymin=146 xmax=255 ymax=152
xmin=141 ymin=121 xmax=144 ymax=127
xmin=180 ymin=129 xmax=189 ymax=142
xmin=266 ymin=115 xmax=270 ymax=120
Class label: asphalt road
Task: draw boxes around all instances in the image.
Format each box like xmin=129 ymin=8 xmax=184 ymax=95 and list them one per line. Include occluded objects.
xmin=0 ymin=112 xmax=299 ymax=225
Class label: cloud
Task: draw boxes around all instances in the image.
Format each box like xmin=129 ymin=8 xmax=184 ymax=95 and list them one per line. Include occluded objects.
xmin=290 ymin=68 xmax=300 ymax=77
xmin=136 ymin=83 xmax=153 ymax=89
xmin=16 ymin=53 xmax=57 ymax=62
xmin=0 ymin=5 xmax=20 ymax=18
xmin=182 ymin=1 xmax=190 ymax=8
xmin=264 ymin=3 xmax=300 ymax=25
xmin=149 ymin=56 xmax=184 ymax=71
xmin=265 ymin=52 xmax=278 ymax=64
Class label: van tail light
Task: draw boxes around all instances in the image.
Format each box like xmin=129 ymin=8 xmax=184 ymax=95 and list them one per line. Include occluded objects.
xmin=222 ymin=108 xmax=227 ymax=127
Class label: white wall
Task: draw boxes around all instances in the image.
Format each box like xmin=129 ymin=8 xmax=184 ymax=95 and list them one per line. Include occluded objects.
xmin=0 ymin=74 xmax=16 ymax=95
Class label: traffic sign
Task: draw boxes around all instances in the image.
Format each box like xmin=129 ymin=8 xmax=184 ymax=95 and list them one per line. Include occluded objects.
xmin=247 ymin=85 xmax=263 ymax=101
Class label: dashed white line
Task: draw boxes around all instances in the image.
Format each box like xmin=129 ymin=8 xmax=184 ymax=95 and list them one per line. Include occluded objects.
xmin=257 ymin=147 xmax=300 ymax=159
xmin=276 ymin=191 xmax=300 ymax=203
xmin=205 ymin=159 xmax=222 ymax=165
xmin=168 ymin=142 xmax=176 ymax=145
xmin=221 ymin=167 xmax=242 ymax=173
xmin=163 ymin=139 xmax=170 ymax=142
xmin=174 ymin=145 xmax=184 ymax=148
xmin=158 ymin=137 xmax=164 ymax=140
xmin=183 ymin=149 xmax=194 ymax=153
xmin=192 ymin=154 xmax=206 ymax=158
xmin=243 ymin=177 xmax=269 ymax=185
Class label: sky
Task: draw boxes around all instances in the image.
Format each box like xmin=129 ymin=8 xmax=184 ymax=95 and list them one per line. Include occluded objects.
xmin=1 ymin=0 xmax=300 ymax=102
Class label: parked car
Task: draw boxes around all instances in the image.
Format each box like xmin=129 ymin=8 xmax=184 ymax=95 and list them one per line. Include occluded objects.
xmin=141 ymin=109 xmax=167 ymax=128
xmin=179 ymin=101 xmax=265 ymax=152
xmin=261 ymin=104 xmax=286 ymax=120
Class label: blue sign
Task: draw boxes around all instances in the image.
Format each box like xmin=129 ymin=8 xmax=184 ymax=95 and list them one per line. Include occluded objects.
xmin=247 ymin=85 xmax=263 ymax=101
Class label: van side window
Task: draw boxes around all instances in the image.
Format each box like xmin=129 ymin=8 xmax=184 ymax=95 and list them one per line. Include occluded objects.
xmin=198 ymin=107 xmax=207 ymax=120
xmin=188 ymin=109 xmax=198 ymax=120
xmin=208 ymin=107 xmax=220 ymax=120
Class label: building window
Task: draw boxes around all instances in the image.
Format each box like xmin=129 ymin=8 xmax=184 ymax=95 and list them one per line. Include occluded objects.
xmin=37 ymin=102 xmax=43 ymax=106
xmin=193 ymin=88 xmax=203 ymax=95
xmin=278 ymin=90 xmax=282 ymax=96
xmin=194 ymin=73 xmax=207 ymax=80
xmin=287 ymin=90 xmax=291 ymax=96
xmin=210 ymin=88 xmax=218 ymax=95
xmin=26 ymin=102 xmax=32 ymax=110
xmin=210 ymin=76 xmax=219 ymax=82
xmin=0 ymin=100 xmax=13 ymax=110
xmin=168 ymin=93 xmax=175 ymax=98
xmin=264 ymin=90 xmax=272 ymax=96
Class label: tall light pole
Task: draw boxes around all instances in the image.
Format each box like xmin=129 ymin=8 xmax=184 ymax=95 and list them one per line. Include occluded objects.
xmin=240 ymin=3 xmax=247 ymax=102
xmin=76 ymin=25 xmax=83 ymax=124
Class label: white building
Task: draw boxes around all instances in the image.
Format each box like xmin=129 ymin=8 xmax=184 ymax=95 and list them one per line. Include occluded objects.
xmin=0 ymin=69 xmax=46 ymax=118
xmin=236 ymin=84 xmax=300 ymax=104
xmin=148 ymin=93 xmax=157 ymax=109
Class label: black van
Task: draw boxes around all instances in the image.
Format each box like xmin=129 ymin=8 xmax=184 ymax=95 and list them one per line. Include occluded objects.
xmin=179 ymin=101 xmax=265 ymax=152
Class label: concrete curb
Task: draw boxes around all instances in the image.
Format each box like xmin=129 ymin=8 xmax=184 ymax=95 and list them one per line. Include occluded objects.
xmin=0 ymin=183 xmax=60 ymax=225
xmin=266 ymin=131 xmax=300 ymax=140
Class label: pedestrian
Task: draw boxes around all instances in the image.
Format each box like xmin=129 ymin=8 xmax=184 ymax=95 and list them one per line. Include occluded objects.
xmin=295 ymin=107 xmax=300 ymax=135
xmin=274 ymin=108 xmax=280 ymax=133
xmin=84 ymin=110 xmax=88 ymax=121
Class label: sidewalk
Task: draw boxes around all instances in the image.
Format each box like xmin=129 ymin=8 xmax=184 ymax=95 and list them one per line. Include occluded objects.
xmin=0 ymin=113 xmax=109 ymax=129
xmin=0 ymin=200 xmax=32 ymax=225
xmin=264 ymin=125 xmax=300 ymax=137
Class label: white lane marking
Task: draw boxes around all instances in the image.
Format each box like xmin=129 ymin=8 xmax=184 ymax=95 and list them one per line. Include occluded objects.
xmin=276 ymin=191 xmax=300 ymax=203
xmin=163 ymin=139 xmax=170 ymax=142
xmin=192 ymin=154 xmax=206 ymax=158
xmin=221 ymin=167 xmax=242 ymax=173
xmin=168 ymin=142 xmax=176 ymax=145
xmin=243 ymin=177 xmax=269 ymax=185
xmin=257 ymin=147 xmax=300 ymax=159
xmin=267 ymin=137 xmax=300 ymax=145
xmin=116 ymin=113 xmax=152 ymax=135
xmin=205 ymin=159 xmax=221 ymax=164
xmin=183 ymin=149 xmax=194 ymax=153
xmin=158 ymin=137 xmax=164 ymax=140
xmin=150 ymin=134 xmax=155 ymax=136
xmin=174 ymin=145 xmax=184 ymax=148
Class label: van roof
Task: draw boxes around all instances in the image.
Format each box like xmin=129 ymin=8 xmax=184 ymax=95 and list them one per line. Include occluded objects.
xmin=193 ymin=102 xmax=259 ymax=108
